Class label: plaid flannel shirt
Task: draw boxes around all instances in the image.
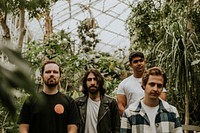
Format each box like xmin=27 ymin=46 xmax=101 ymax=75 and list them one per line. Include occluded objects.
xmin=120 ymin=99 xmax=183 ymax=133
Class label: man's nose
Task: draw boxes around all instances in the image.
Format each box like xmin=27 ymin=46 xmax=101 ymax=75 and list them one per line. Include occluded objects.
xmin=50 ymin=72 xmax=55 ymax=76
xmin=91 ymin=79 xmax=95 ymax=84
xmin=137 ymin=60 xmax=143 ymax=65
xmin=152 ymin=85 xmax=158 ymax=91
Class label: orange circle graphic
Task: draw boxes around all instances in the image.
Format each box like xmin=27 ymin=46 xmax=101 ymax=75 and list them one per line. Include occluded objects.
xmin=54 ymin=104 xmax=64 ymax=114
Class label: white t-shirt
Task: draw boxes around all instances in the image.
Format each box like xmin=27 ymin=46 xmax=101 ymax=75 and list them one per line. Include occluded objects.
xmin=117 ymin=75 xmax=166 ymax=108
xmin=84 ymin=97 xmax=100 ymax=133
xmin=141 ymin=100 xmax=159 ymax=133
xmin=117 ymin=75 xmax=144 ymax=107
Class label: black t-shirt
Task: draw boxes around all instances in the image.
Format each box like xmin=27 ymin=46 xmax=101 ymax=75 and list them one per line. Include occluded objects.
xmin=18 ymin=91 xmax=80 ymax=133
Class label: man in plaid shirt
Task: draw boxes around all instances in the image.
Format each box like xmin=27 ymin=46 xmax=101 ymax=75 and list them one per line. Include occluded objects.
xmin=120 ymin=67 xmax=182 ymax=133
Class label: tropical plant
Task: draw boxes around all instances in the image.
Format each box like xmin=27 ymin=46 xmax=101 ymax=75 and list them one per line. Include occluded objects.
xmin=0 ymin=45 xmax=35 ymax=132
xmin=0 ymin=45 xmax=35 ymax=113
xmin=23 ymin=29 xmax=128 ymax=97
xmin=0 ymin=0 xmax=54 ymax=52
xmin=127 ymin=0 xmax=200 ymax=127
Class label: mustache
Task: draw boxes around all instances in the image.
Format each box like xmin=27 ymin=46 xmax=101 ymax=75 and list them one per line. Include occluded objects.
xmin=150 ymin=91 xmax=160 ymax=95
xmin=89 ymin=85 xmax=97 ymax=89
xmin=48 ymin=77 xmax=56 ymax=81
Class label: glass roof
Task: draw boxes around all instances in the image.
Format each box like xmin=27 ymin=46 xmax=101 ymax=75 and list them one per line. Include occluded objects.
xmin=27 ymin=0 xmax=134 ymax=53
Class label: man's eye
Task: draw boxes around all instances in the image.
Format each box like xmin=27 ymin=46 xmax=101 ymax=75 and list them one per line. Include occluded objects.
xmin=149 ymin=83 xmax=155 ymax=87
xmin=87 ymin=78 xmax=92 ymax=81
xmin=139 ymin=59 xmax=144 ymax=62
xmin=87 ymin=78 xmax=96 ymax=81
xmin=132 ymin=59 xmax=144 ymax=64
xmin=53 ymin=71 xmax=59 ymax=74
xmin=157 ymin=84 xmax=163 ymax=88
xmin=45 ymin=71 xmax=51 ymax=73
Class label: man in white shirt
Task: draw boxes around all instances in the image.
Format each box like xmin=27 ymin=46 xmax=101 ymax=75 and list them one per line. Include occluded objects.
xmin=117 ymin=52 xmax=167 ymax=116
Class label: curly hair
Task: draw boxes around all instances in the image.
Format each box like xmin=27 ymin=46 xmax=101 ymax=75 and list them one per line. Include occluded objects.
xmin=142 ymin=67 xmax=167 ymax=89
xmin=82 ymin=69 xmax=106 ymax=96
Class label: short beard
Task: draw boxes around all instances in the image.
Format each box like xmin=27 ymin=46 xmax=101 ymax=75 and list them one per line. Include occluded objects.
xmin=44 ymin=78 xmax=59 ymax=87
xmin=88 ymin=86 xmax=99 ymax=94
xmin=46 ymin=83 xmax=58 ymax=87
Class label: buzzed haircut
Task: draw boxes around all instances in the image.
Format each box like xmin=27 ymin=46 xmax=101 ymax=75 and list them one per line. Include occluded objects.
xmin=41 ymin=60 xmax=62 ymax=76
xmin=129 ymin=51 xmax=144 ymax=64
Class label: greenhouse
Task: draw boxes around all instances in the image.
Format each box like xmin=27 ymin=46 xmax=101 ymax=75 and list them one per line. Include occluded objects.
xmin=0 ymin=0 xmax=200 ymax=132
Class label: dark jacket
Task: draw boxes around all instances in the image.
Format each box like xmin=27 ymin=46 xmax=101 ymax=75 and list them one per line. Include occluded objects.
xmin=75 ymin=95 xmax=120 ymax=133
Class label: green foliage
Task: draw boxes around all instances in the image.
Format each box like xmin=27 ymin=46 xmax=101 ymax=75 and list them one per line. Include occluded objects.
xmin=127 ymin=0 xmax=200 ymax=125
xmin=0 ymin=91 xmax=28 ymax=133
xmin=1 ymin=26 xmax=121 ymax=131
xmin=0 ymin=45 xmax=35 ymax=115
xmin=26 ymin=0 xmax=49 ymax=19
xmin=127 ymin=0 xmax=164 ymax=51
xmin=23 ymin=28 xmax=128 ymax=97
xmin=188 ymin=3 xmax=200 ymax=35
xmin=0 ymin=45 xmax=35 ymax=132
xmin=0 ymin=0 xmax=51 ymax=18
xmin=77 ymin=18 xmax=100 ymax=52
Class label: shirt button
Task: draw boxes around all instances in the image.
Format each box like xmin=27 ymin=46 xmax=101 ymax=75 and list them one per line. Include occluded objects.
xmin=156 ymin=123 xmax=159 ymax=127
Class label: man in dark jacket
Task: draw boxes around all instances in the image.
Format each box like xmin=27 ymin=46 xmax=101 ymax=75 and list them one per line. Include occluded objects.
xmin=76 ymin=69 xmax=120 ymax=133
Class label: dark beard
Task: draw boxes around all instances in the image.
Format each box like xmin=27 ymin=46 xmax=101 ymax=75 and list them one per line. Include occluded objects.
xmin=45 ymin=78 xmax=59 ymax=87
xmin=88 ymin=85 xmax=99 ymax=94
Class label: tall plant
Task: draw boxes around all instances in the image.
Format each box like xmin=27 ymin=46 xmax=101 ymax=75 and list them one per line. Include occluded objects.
xmin=23 ymin=29 xmax=128 ymax=97
xmin=127 ymin=0 xmax=200 ymax=126
xmin=0 ymin=45 xmax=35 ymax=132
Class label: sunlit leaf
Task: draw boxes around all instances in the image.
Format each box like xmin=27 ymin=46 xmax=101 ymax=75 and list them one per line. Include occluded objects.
xmin=191 ymin=60 xmax=200 ymax=66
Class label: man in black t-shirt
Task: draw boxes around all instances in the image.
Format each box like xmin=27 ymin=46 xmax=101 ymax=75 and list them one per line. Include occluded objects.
xmin=18 ymin=60 xmax=80 ymax=133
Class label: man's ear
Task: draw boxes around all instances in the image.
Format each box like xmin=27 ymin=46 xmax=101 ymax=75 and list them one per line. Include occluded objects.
xmin=141 ymin=85 xmax=145 ymax=90
xmin=40 ymin=76 xmax=43 ymax=84
xmin=144 ymin=59 xmax=147 ymax=64
xmin=128 ymin=62 xmax=132 ymax=67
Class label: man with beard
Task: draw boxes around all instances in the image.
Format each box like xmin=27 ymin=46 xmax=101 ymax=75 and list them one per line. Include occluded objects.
xmin=117 ymin=51 xmax=167 ymax=116
xmin=18 ymin=60 xmax=80 ymax=133
xmin=75 ymin=69 xmax=120 ymax=133
xmin=120 ymin=67 xmax=182 ymax=133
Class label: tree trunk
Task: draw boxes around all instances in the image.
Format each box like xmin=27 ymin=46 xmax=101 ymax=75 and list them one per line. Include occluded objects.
xmin=184 ymin=0 xmax=197 ymax=132
xmin=184 ymin=88 xmax=189 ymax=133
xmin=44 ymin=10 xmax=52 ymax=40
xmin=0 ymin=13 xmax=10 ymax=39
xmin=17 ymin=7 xmax=26 ymax=53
